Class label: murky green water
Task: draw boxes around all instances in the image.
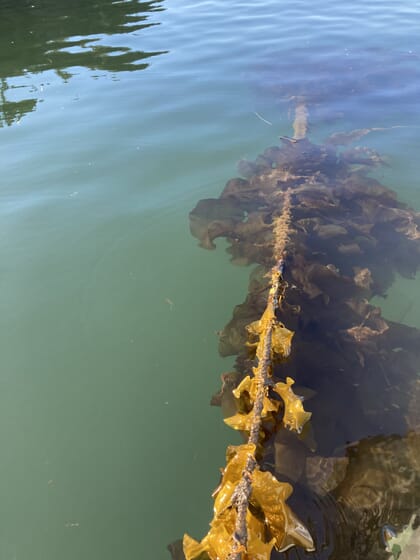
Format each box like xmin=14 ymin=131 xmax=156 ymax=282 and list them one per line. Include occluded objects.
xmin=1 ymin=1 xmax=420 ymax=559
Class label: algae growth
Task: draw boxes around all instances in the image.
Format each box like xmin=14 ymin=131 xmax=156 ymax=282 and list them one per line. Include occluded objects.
xmin=171 ymin=106 xmax=420 ymax=560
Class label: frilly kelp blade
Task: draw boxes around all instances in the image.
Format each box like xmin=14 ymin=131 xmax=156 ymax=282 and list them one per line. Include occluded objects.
xmin=274 ymin=376 xmax=312 ymax=433
xmin=183 ymin=534 xmax=211 ymax=560
xmin=206 ymin=511 xmax=236 ymax=559
xmin=271 ymin=322 xmax=294 ymax=359
xmin=250 ymin=468 xmax=314 ymax=552
xmin=247 ymin=318 xmax=294 ymax=360
xmin=224 ymin=411 xmax=254 ymax=431
xmin=214 ymin=444 xmax=255 ymax=514
xmin=232 ymin=375 xmax=256 ymax=400
xmin=246 ymin=510 xmax=276 ymax=560
xmin=183 ymin=508 xmax=237 ymax=559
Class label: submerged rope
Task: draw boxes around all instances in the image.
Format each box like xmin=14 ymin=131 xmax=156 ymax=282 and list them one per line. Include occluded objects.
xmin=228 ymin=99 xmax=303 ymax=557
xmin=293 ymin=100 xmax=308 ymax=140
xmin=228 ymin=190 xmax=292 ymax=559
xmin=183 ymin=102 xmax=311 ymax=560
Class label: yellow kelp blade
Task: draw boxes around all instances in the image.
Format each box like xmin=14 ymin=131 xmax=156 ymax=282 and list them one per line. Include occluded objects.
xmin=232 ymin=375 xmax=280 ymax=417
xmin=183 ymin=534 xmax=211 ymax=560
xmin=224 ymin=397 xmax=279 ymax=431
xmin=224 ymin=411 xmax=254 ymax=431
xmin=274 ymin=377 xmax=312 ymax=433
xmin=247 ymin=318 xmax=294 ymax=360
xmin=245 ymin=309 xmax=272 ymax=356
xmin=206 ymin=510 xmax=236 ymax=560
xmin=214 ymin=444 xmax=255 ymax=515
xmin=232 ymin=375 xmax=256 ymax=400
xmin=251 ymin=468 xmax=293 ymax=534
xmin=251 ymin=469 xmax=314 ymax=552
xmin=246 ymin=510 xmax=276 ymax=560
xmin=183 ymin=522 xmax=232 ymax=560
xmin=263 ymin=395 xmax=280 ymax=414
xmin=271 ymin=322 xmax=294 ymax=359
xmin=184 ymin=500 xmax=238 ymax=559
xmin=246 ymin=317 xmax=265 ymax=337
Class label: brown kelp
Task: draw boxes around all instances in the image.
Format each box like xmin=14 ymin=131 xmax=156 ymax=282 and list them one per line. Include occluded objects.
xmin=180 ymin=106 xmax=420 ymax=560
xmin=184 ymin=186 xmax=314 ymax=560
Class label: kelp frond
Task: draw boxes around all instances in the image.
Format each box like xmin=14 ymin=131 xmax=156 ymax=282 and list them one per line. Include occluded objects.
xmin=183 ymin=186 xmax=313 ymax=560
xmin=180 ymin=96 xmax=420 ymax=560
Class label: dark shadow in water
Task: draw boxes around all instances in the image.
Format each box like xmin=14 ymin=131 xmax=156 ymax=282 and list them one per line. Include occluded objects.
xmin=0 ymin=0 xmax=167 ymax=126
xmin=177 ymin=123 xmax=420 ymax=559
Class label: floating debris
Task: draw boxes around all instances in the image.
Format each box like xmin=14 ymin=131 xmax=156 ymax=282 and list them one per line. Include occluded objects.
xmin=165 ymin=297 xmax=175 ymax=311
xmin=64 ymin=522 xmax=80 ymax=529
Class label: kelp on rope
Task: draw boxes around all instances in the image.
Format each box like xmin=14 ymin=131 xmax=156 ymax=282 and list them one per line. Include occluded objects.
xmin=181 ymin=104 xmax=420 ymax=560
xmin=183 ymin=188 xmax=314 ymax=560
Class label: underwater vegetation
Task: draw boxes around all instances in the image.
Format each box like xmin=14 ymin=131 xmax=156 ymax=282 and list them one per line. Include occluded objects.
xmin=185 ymin=187 xmax=314 ymax=560
xmin=171 ymin=104 xmax=420 ymax=560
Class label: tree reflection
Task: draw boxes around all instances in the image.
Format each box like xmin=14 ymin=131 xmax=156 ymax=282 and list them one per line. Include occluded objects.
xmin=0 ymin=0 xmax=167 ymax=126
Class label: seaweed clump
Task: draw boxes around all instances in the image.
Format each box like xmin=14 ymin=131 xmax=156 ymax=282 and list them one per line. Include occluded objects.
xmin=181 ymin=112 xmax=420 ymax=560
xmin=184 ymin=188 xmax=314 ymax=560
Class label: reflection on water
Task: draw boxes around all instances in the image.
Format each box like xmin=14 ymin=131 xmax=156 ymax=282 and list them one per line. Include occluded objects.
xmin=184 ymin=113 xmax=420 ymax=559
xmin=0 ymin=81 xmax=37 ymax=127
xmin=0 ymin=0 xmax=166 ymax=126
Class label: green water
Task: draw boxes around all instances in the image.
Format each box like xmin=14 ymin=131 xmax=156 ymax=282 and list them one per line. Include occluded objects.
xmin=1 ymin=1 xmax=420 ymax=559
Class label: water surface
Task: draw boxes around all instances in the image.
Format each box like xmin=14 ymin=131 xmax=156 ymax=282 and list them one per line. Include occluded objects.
xmin=1 ymin=1 xmax=420 ymax=559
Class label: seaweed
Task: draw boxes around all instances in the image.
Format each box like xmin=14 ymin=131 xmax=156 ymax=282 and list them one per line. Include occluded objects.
xmin=184 ymin=189 xmax=314 ymax=560
xmin=176 ymin=103 xmax=420 ymax=560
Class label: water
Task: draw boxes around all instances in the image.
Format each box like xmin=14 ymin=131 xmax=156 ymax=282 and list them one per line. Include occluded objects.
xmin=0 ymin=1 xmax=419 ymax=559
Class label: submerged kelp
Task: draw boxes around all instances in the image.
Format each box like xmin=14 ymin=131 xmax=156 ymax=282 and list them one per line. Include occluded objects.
xmin=178 ymin=109 xmax=420 ymax=560
xmin=184 ymin=190 xmax=314 ymax=560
